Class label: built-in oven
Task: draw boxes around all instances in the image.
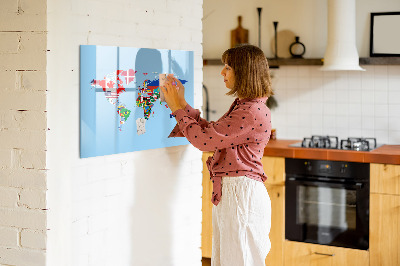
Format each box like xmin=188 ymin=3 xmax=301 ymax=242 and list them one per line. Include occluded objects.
xmin=285 ymin=158 xmax=370 ymax=250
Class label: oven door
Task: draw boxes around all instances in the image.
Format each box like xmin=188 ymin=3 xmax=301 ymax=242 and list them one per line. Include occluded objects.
xmin=285 ymin=177 xmax=369 ymax=250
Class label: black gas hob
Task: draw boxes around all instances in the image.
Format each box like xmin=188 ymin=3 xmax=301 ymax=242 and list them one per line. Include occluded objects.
xmin=289 ymin=135 xmax=382 ymax=151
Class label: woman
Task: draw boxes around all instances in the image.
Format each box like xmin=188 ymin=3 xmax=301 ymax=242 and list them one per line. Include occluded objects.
xmin=162 ymin=44 xmax=273 ymax=266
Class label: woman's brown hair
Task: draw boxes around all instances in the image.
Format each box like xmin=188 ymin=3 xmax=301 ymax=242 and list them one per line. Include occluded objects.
xmin=221 ymin=44 xmax=273 ymax=99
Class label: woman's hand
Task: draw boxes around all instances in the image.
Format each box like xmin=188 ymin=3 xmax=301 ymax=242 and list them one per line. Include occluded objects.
xmin=161 ymin=75 xmax=186 ymax=113
xmin=171 ymin=75 xmax=187 ymax=108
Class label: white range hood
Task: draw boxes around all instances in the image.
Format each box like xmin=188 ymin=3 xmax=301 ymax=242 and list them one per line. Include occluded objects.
xmin=320 ymin=0 xmax=365 ymax=71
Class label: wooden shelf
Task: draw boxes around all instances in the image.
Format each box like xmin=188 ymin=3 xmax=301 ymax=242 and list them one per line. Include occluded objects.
xmin=203 ymin=57 xmax=400 ymax=67
xmin=268 ymin=58 xmax=322 ymax=67
xmin=359 ymin=57 xmax=400 ymax=65
xmin=203 ymin=58 xmax=323 ymax=67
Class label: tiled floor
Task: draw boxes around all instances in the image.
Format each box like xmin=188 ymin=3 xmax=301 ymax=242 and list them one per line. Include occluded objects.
xmin=202 ymin=257 xmax=211 ymax=266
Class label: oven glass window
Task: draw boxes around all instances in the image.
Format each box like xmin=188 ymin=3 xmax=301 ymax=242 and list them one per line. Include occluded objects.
xmin=297 ymin=186 xmax=356 ymax=230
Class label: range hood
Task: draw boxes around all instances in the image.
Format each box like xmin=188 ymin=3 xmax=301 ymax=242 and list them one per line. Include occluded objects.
xmin=320 ymin=0 xmax=365 ymax=71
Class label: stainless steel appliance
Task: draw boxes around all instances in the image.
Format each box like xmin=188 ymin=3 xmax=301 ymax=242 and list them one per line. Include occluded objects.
xmin=289 ymin=135 xmax=380 ymax=151
xmin=285 ymin=158 xmax=370 ymax=250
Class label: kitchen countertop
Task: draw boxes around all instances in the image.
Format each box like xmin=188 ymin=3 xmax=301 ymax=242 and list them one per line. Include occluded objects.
xmin=263 ymin=139 xmax=400 ymax=165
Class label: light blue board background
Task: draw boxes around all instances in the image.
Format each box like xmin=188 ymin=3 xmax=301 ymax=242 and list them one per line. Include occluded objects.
xmin=80 ymin=45 xmax=194 ymax=158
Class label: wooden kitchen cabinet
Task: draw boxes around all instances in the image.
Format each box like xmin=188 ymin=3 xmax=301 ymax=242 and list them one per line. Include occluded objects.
xmin=261 ymin=156 xmax=285 ymax=186
xmin=370 ymin=163 xmax=400 ymax=195
xmin=284 ymin=241 xmax=369 ymax=266
xmin=370 ymin=193 xmax=400 ymax=266
xmin=201 ymin=154 xmax=286 ymax=266
xmin=370 ymin=163 xmax=400 ymax=266
xmin=202 ymin=152 xmax=213 ymax=258
xmin=262 ymin=156 xmax=285 ymax=266
xmin=264 ymin=184 xmax=285 ymax=266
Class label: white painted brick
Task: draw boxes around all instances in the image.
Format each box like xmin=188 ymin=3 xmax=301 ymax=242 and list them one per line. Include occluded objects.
xmin=20 ymin=229 xmax=46 ymax=250
xmin=16 ymin=70 xmax=47 ymax=91
xmin=189 ymin=3 xmax=203 ymax=19
xmin=19 ymin=0 xmax=47 ymax=14
xmin=87 ymin=212 xmax=109 ymax=234
xmin=191 ymin=31 xmax=203 ymax=44
xmin=72 ymin=218 xmax=88 ymax=237
xmin=0 ymin=71 xmax=16 ymax=90
xmin=0 ymin=0 xmax=46 ymax=32
xmin=87 ymin=164 xmax=108 ymax=183
xmin=0 ymin=33 xmax=20 ymax=54
xmin=0 ymin=247 xmax=45 ymax=266
xmin=104 ymin=178 xmax=122 ymax=196
xmin=46 ymin=0 xmax=203 ymax=265
xmin=20 ymin=149 xmax=46 ymax=170
xmin=88 ymin=182 xmax=107 ymax=200
xmin=0 ymin=0 xmax=18 ymax=16
xmin=0 ymin=227 xmax=19 ymax=247
xmin=190 ymin=159 xmax=203 ymax=174
xmin=12 ymin=148 xmax=23 ymax=169
xmin=166 ymin=0 xmax=192 ymax=15
xmin=0 ymin=0 xmax=46 ymax=15
xmin=0 ymin=208 xmax=46 ymax=230
xmin=0 ymin=129 xmax=46 ymax=150
xmin=19 ymin=189 xmax=46 ymax=209
xmin=0 ymin=33 xmax=47 ymax=71
xmin=72 ymin=184 xmax=92 ymax=203
xmin=0 ymin=169 xmax=47 ymax=189
xmin=0 ymin=149 xmax=11 ymax=169
xmin=0 ymin=90 xmax=46 ymax=111
xmin=1 ymin=110 xmax=47 ymax=130
xmin=181 ymin=16 xmax=202 ymax=30
xmin=0 ymin=187 xmax=19 ymax=208
xmin=71 ymin=166 xmax=88 ymax=187
xmin=152 ymin=12 xmax=180 ymax=27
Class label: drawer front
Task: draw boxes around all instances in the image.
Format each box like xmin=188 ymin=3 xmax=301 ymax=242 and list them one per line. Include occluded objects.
xmin=284 ymin=241 xmax=369 ymax=266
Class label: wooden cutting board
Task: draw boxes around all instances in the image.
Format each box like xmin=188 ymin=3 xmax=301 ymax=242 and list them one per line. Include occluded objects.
xmin=231 ymin=16 xmax=249 ymax=48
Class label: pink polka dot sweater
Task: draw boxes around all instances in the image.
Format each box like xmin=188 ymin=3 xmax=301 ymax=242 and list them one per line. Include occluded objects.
xmin=169 ymin=97 xmax=272 ymax=206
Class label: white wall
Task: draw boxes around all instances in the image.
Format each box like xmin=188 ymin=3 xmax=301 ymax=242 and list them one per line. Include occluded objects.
xmin=203 ymin=0 xmax=400 ymax=145
xmin=0 ymin=0 xmax=48 ymax=265
xmin=203 ymin=0 xmax=400 ymax=58
xmin=46 ymin=0 xmax=203 ymax=266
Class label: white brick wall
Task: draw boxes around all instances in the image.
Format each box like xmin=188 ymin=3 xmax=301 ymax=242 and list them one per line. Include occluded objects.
xmin=0 ymin=0 xmax=48 ymax=265
xmin=46 ymin=1 xmax=203 ymax=266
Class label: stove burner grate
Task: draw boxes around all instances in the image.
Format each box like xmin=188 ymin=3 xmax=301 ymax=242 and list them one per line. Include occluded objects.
xmin=301 ymin=135 xmax=339 ymax=149
xmin=340 ymin=137 xmax=377 ymax=151
xmin=298 ymin=136 xmax=378 ymax=151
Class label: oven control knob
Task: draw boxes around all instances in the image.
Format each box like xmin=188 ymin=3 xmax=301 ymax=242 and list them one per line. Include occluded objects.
xmin=304 ymin=162 xmax=312 ymax=171
xmin=340 ymin=164 xmax=347 ymax=174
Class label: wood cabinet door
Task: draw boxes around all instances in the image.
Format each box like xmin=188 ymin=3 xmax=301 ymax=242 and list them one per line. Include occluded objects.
xmin=370 ymin=163 xmax=400 ymax=195
xmin=284 ymin=241 xmax=369 ymax=266
xmin=264 ymin=184 xmax=285 ymax=266
xmin=262 ymin=156 xmax=285 ymax=186
xmin=201 ymin=152 xmax=213 ymax=258
xmin=370 ymin=193 xmax=400 ymax=266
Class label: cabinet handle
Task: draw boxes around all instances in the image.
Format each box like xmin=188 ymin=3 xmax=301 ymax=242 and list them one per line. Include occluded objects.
xmin=314 ymin=252 xmax=335 ymax=257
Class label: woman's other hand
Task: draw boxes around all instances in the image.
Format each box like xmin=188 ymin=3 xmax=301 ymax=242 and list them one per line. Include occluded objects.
xmin=161 ymin=75 xmax=186 ymax=113
xmin=167 ymin=74 xmax=187 ymax=108
xmin=170 ymin=74 xmax=187 ymax=108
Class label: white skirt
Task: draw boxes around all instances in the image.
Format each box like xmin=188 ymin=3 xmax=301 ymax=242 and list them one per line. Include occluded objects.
xmin=212 ymin=176 xmax=271 ymax=266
